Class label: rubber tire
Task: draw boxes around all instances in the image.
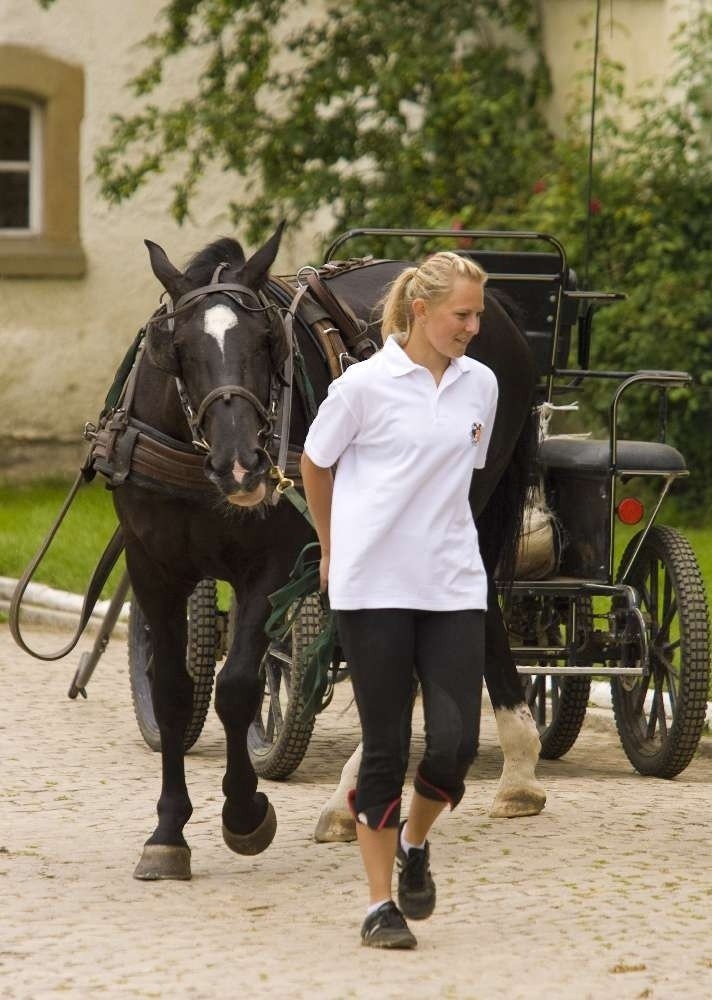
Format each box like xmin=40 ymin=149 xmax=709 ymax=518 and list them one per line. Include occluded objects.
xmin=247 ymin=592 xmax=325 ymax=780
xmin=611 ymin=525 xmax=710 ymax=778
xmin=518 ymin=596 xmax=593 ymax=760
xmin=128 ymin=578 xmax=218 ymax=752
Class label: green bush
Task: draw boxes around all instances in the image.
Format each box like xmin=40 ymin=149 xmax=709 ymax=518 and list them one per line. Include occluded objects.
xmin=467 ymin=13 xmax=712 ymax=516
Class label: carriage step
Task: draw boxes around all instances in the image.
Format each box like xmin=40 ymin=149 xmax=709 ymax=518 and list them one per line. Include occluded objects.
xmin=515 ymin=666 xmax=644 ymax=676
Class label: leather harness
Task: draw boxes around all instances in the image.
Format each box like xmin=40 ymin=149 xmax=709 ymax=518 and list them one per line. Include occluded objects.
xmin=84 ymin=260 xmax=379 ymax=501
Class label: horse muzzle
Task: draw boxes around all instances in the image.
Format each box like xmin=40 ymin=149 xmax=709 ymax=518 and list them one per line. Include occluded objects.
xmin=206 ymin=455 xmax=270 ymax=507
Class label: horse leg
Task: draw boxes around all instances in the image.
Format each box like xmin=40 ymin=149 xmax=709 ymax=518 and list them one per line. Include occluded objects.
xmin=314 ymin=671 xmax=418 ymax=843
xmin=314 ymin=742 xmax=361 ymax=843
xmin=215 ymin=588 xmax=278 ymax=856
xmin=483 ymin=579 xmax=546 ymax=818
xmin=128 ymin=553 xmax=195 ymax=881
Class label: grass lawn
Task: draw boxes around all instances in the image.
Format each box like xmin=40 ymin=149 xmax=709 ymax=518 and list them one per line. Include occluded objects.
xmin=0 ymin=478 xmax=126 ymax=598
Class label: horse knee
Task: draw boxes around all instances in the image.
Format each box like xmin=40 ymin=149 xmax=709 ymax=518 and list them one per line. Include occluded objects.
xmin=215 ymin=666 xmax=261 ymax=723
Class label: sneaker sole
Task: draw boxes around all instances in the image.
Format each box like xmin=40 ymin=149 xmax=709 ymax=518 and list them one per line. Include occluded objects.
xmin=362 ymin=931 xmax=418 ymax=950
xmin=398 ymin=890 xmax=436 ymax=921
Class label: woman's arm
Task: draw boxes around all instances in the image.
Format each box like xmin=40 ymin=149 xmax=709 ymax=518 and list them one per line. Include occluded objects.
xmin=300 ymin=452 xmax=334 ymax=593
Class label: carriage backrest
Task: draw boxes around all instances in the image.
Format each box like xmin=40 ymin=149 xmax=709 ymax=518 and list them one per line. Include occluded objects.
xmin=459 ymin=250 xmax=578 ymax=384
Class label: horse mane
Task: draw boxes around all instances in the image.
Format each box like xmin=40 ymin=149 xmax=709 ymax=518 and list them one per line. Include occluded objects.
xmin=183 ymin=237 xmax=246 ymax=284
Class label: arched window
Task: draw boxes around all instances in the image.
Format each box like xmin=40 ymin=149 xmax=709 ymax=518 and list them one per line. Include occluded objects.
xmin=0 ymin=99 xmax=41 ymax=232
xmin=0 ymin=46 xmax=85 ymax=277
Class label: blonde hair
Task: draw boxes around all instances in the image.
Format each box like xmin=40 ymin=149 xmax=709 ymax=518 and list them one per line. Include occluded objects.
xmin=380 ymin=252 xmax=487 ymax=345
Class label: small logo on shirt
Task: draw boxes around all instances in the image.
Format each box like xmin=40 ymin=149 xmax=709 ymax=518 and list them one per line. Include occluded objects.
xmin=471 ymin=421 xmax=483 ymax=444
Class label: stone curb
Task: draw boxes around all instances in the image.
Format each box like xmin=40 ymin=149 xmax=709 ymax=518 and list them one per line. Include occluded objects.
xmin=0 ymin=576 xmax=129 ymax=638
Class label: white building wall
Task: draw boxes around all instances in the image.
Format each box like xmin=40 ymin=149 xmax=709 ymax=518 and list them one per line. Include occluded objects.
xmin=540 ymin=0 xmax=696 ymax=129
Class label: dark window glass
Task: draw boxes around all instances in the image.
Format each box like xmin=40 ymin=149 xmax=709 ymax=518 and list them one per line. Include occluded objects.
xmin=0 ymin=103 xmax=31 ymax=161
xmin=0 ymin=172 xmax=30 ymax=228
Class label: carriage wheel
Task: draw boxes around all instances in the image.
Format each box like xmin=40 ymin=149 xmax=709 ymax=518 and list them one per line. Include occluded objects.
xmin=513 ymin=595 xmax=593 ymax=759
xmin=247 ymin=593 xmax=325 ymax=780
xmin=611 ymin=525 xmax=710 ymax=778
xmin=128 ymin=579 xmax=218 ymax=752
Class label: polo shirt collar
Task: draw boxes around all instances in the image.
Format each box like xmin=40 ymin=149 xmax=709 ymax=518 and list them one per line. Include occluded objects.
xmin=381 ymin=334 xmax=470 ymax=379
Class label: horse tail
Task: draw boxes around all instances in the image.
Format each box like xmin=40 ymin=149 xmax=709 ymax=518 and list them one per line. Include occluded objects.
xmin=477 ymin=405 xmax=538 ymax=590
xmin=475 ymin=286 xmax=538 ymax=591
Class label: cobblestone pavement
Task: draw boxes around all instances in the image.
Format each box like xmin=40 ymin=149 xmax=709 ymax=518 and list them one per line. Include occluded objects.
xmin=1 ymin=623 xmax=711 ymax=1000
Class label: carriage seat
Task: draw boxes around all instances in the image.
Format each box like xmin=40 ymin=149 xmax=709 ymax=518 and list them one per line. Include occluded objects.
xmin=538 ymin=437 xmax=687 ymax=475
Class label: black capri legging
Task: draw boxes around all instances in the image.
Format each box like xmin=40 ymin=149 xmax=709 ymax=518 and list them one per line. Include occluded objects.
xmin=335 ymin=608 xmax=485 ymax=830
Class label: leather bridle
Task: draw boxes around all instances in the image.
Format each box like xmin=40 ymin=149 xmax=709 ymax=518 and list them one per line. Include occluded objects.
xmin=146 ymin=265 xmax=288 ymax=463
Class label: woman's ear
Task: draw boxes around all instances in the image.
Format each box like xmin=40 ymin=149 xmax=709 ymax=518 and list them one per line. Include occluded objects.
xmin=411 ymin=297 xmax=427 ymax=322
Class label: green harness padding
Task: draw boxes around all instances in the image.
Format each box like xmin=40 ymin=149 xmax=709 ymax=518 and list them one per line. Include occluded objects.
xmin=101 ymin=328 xmax=146 ymax=418
xmin=265 ymin=541 xmax=338 ymax=723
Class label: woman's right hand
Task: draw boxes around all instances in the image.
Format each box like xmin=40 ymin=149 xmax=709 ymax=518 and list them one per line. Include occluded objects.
xmin=319 ymin=553 xmax=330 ymax=594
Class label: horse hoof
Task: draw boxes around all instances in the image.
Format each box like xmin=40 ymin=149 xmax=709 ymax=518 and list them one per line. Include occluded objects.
xmin=314 ymin=808 xmax=357 ymax=843
xmin=222 ymin=802 xmax=277 ymax=856
xmin=489 ymin=786 xmax=547 ymax=819
xmin=133 ymin=844 xmax=192 ymax=881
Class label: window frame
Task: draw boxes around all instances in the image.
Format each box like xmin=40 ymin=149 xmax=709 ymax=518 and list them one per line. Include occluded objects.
xmin=0 ymin=45 xmax=85 ymax=278
xmin=0 ymin=96 xmax=43 ymax=235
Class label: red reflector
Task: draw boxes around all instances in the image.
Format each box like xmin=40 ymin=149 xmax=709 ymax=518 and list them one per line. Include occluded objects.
xmin=617 ymin=497 xmax=644 ymax=525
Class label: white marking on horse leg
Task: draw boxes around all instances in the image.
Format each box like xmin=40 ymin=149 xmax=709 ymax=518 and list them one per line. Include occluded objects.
xmin=490 ymin=704 xmax=547 ymax=818
xmin=314 ymin=742 xmax=361 ymax=843
xmin=203 ymin=304 xmax=238 ymax=358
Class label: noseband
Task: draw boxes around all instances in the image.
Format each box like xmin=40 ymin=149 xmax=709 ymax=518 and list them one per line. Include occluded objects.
xmin=151 ymin=264 xmax=285 ymax=458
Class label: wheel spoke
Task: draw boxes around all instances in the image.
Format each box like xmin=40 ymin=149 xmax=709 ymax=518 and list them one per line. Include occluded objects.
xmin=265 ymin=704 xmax=275 ymax=742
xmin=264 ymin=660 xmax=284 ymax=732
xmin=633 ymin=673 xmax=650 ymax=715
xmin=550 ymin=678 xmax=560 ymax=719
xmin=537 ymin=676 xmax=547 ymax=727
xmin=637 ymin=580 xmax=653 ymax=615
xmin=655 ymin=676 xmax=669 ymax=738
xmin=645 ymin=688 xmax=659 ymax=739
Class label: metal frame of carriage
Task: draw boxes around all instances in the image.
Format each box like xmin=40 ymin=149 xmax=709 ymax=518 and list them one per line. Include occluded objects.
xmin=64 ymin=227 xmax=710 ymax=781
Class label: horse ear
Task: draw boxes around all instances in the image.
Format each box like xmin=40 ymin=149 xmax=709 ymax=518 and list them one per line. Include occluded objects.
xmin=144 ymin=239 xmax=189 ymax=301
xmin=240 ymin=221 xmax=285 ymax=288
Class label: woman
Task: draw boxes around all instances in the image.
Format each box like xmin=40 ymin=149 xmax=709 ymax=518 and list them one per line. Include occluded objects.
xmin=301 ymin=251 xmax=497 ymax=950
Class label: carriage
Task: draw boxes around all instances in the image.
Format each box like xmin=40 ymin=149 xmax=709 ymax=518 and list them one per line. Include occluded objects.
xmin=13 ymin=227 xmax=710 ymax=786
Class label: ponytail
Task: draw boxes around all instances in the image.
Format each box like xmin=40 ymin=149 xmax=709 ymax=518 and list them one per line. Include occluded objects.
xmin=379 ymin=252 xmax=487 ymax=346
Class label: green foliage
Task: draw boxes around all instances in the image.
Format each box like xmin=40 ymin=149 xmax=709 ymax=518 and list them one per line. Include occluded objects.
xmin=472 ymin=12 xmax=712 ymax=514
xmin=92 ymin=0 xmax=552 ymax=246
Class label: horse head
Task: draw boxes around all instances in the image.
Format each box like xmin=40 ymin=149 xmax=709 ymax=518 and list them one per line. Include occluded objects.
xmin=144 ymin=223 xmax=289 ymax=508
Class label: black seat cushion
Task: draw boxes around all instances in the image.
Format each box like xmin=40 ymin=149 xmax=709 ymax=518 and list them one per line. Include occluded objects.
xmin=538 ymin=437 xmax=687 ymax=474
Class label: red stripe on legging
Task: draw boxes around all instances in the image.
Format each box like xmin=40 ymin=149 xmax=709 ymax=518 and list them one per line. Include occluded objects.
xmin=416 ymin=769 xmax=454 ymax=809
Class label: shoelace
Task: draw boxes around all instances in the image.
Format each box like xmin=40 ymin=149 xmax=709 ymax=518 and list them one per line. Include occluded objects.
xmin=401 ymin=846 xmax=428 ymax=880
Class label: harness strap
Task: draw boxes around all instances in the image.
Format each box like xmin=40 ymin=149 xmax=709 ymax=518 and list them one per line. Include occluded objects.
xmin=305 ymin=271 xmax=378 ymax=362
xmin=9 ymin=474 xmax=126 ymax=661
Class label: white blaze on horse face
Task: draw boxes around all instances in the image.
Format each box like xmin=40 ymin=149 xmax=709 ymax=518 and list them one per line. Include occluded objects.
xmin=204 ymin=304 xmax=238 ymax=358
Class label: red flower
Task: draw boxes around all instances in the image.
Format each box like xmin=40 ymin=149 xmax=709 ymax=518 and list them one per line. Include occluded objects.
xmin=532 ymin=179 xmax=547 ymax=194
xmin=451 ymin=217 xmax=473 ymax=249
xmin=589 ymin=197 xmax=602 ymax=214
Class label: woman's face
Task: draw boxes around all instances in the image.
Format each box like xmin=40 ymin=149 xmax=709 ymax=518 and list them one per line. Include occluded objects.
xmin=413 ymin=277 xmax=485 ymax=360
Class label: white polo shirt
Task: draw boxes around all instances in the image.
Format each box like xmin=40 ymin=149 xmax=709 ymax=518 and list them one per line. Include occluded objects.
xmin=303 ymin=335 xmax=498 ymax=610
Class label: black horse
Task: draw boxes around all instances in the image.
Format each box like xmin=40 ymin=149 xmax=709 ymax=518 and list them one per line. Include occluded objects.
xmin=118 ymin=224 xmax=542 ymax=880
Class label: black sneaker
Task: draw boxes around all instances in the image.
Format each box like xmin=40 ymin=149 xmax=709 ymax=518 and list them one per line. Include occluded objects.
xmin=360 ymin=901 xmax=417 ymax=949
xmin=396 ymin=822 xmax=436 ymax=920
